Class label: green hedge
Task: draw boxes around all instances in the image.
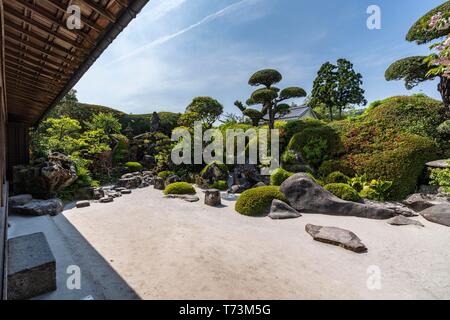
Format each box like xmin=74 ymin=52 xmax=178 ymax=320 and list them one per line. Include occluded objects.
xmin=318 ymin=159 xmax=354 ymax=177
xmin=325 ymin=171 xmax=350 ymax=184
xmin=325 ymin=183 xmax=361 ymax=202
xmin=270 ymin=168 xmax=293 ymax=186
xmin=235 ymin=186 xmax=287 ymax=216
xmin=124 ymin=162 xmax=143 ymax=172
xmin=164 ymin=182 xmax=196 ymax=195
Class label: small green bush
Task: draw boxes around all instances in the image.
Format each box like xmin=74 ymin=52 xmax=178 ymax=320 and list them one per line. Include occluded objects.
xmin=270 ymin=168 xmax=294 ymax=186
xmin=318 ymin=159 xmax=354 ymax=177
xmin=211 ymin=180 xmax=228 ymax=191
xmin=324 ymin=183 xmax=361 ymax=202
xmin=359 ymin=186 xmax=379 ymax=201
xmin=164 ymin=182 xmax=196 ymax=195
xmin=235 ymin=186 xmax=287 ymax=216
xmin=124 ymin=162 xmax=143 ymax=172
xmin=429 ymin=167 xmax=450 ymax=194
xmin=158 ymin=171 xmax=175 ymax=180
xmin=437 ymin=120 xmax=450 ymax=137
xmin=325 ymin=171 xmax=350 ymax=184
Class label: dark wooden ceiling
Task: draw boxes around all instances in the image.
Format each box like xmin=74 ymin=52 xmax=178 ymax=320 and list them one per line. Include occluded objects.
xmin=2 ymin=0 xmax=148 ymax=124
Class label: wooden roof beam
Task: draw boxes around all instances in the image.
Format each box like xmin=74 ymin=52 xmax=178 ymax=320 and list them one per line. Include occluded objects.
xmin=83 ymin=0 xmax=116 ymax=23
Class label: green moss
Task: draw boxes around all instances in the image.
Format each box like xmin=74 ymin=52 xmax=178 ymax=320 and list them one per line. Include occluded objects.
xmin=124 ymin=162 xmax=143 ymax=172
xmin=235 ymin=186 xmax=287 ymax=216
xmin=325 ymin=171 xmax=350 ymax=184
xmin=270 ymin=168 xmax=294 ymax=186
xmin=324 ymin=183 xmax=361 ymax=202
xmin=158 ymin=171 xmax=175 ymax=180
xmin=211 ymin=180 xmax=228 ymax=191
xmin=164 ymin=182 xmax=196 ymax=195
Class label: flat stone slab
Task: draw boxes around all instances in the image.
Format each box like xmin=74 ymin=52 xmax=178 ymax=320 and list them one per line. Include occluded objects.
xmin=121 ymin=189 xmax=132 ymax=195
xmin=165 ymin=195 xmax=200 ymax=202
xmin=269 ymin=199 xmax=302 ymax=220
xmin=76 ymin=201 xmax=90 ymax=208
xmin=305 ymin=224 xmax=368 ymax=253
xmin=9 ymin=194 xmax=33 ymax=207
xmin=11 ymin=199 xmax=63 ymax=216
xmin=403 ymin=194 xmax=449 ymax=212
xmin=8 ymin=232 xmax=57 ymax=300
xmin=99 ymin=196 xmax=114 ymax=203
xmin=387 ymin=215 xmax=424 ymax=227
xmin=426 ymin=159 xmax=450 ymax=169
xmin=420 ymin=204 xmax=450 ymax=227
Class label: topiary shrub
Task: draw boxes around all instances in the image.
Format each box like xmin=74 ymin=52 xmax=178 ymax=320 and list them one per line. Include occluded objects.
xmin=211 ymin=180 xmax=228 ymax=191
xmin=352 ymin=133 xmax=438 ymax=199
xmin=288 ymin=125 xmax=343 ymax=168
xmin=125 ymin=162 xmax=143 ymax=172
xmin=270 ymin=168 xmax=294 ymax=186
xmin=164 ymin=182 xmax=196 ymax=195
xmin=325 ymin=171 xmax=350 ymax=184
xmin=158 ymin=171 xmax=175 ymax=180
xmin=437 ymin=120 xmax=450 ymax=138
xmin=318 ymin=159 xmax=355 ymax=177
xmin=324 ymin=183 xmax=361 ymax=202
xmin=235 ymin=186 xmax=287 ymax=216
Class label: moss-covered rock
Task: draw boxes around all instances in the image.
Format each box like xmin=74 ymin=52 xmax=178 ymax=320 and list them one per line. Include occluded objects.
xmin=164 ymin=182 xmax=196 ymax=195
xmin=235 ymin=186 xmax=287 ymax=216
xmin=158 ymin=171 xmax=175 ymax=180
xmin=211 ymin=180 xmax=228 ymax=191
xmin=324 ymin=183 xmax=361 ymax=202
xmin=270 ymin=168 xmax=294 ymax=186
xmin=124 ymin=162 xmax=143 ymax=172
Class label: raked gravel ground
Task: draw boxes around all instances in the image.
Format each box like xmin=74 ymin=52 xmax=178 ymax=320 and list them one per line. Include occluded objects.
xmin=62 ymin=187 xmax=450 ymax=300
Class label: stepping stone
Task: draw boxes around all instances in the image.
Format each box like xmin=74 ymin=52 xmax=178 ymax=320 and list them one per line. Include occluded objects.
xmin=305 ymin=224 xmax=368 ymax=253
xmin=8 ymin=232 xmax=56 ymax=300
xmin=269 ymin=199 xmax=301 ymax=220
xmin=121 ymin=189 xmax=132 ymax=195
xmin=99 ymin=197 xmax=113 ymax=203
xmin=165 ymin=195 xmax=200 ymax=202
xmin=205 ymin=189 xmax=221 ymax=206
xmin=420 ymin=204 xmax=450 ymax=227
xmin=76 ymin=201 xmax=90 ymax=208
xmin=387 ymin=215 xmax=424 ymax=227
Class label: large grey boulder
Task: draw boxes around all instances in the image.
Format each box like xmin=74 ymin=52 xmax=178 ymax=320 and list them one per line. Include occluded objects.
xmin=116 ymin=176 xmax=142 ymax=190
xmin=387 ymin=215 xmax=424 ymax=227
xmin=11 ymin=199 xmax=64 ymax=216
xmin=205 ymin=189 xmax=221 ymax=207
xmin=201 ymin=162 xmax=229 ymax=184
xmin=420 ymin=204 xmax=450 ymax=227
xmin=403 ymin=193 xmax=449 ymax=212
xmin=13 ymin=153 xmax=78 ymax=199
xmin=8 ymin=194 xmax=33 ymax=207
xmin=280 ymin=174 xmax=395 ymax=220
xmin=269 ymin=199 xmax=302 ymax=220
xmin=305 ymin=224 xmax=368 ymax=253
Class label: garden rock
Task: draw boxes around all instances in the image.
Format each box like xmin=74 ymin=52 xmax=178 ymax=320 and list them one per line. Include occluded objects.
xmin=231 ymin=164 xmax=262 ymax=186
xmin=229 ymin=183 xmax=252 ymax=194
xmin=99 ymin=197 xmax=113 ymax=203
xmin=363 ymin=200 xmax=418 ymax=217
xmin=12 ymin=153 xmax=78 ymax=199
xmin=305 ymin=224 xmax=368 ymax=253
xmin=116 ymin=176 xmax=142 ymax=190
xmin=93 ymin=188 xmax=105 ymax=200
xmin=420 ymin=204 xmax=450 ymax=227
xmin=154 ymin=177 xmax=165 ymax=190
xmin=205 ymin=189 xmax=221 ymax=207
xmin=253 ymin=182 xmax=267 ymax=188
xmin=11 ymin=199 xmax=64 ymax=216
xmin=76 ymin=201 xmax=90 ymax=209
xmin=402 ymin=193 xmax=449 ymax=212
xmin=74 ymin=187 xmax=95 ymax=200
xmin=121 ymin=189 xmax=132 ymax=195
xmin=8 ymin=194 xmax=33 ymax=207
xmin=166 ymin=174 xmax=182 ymax=185
xmin=387 ymin=215 xmax=424 ymax=227
xmin=201 ymin=162 xmax=228 ymax=184
xmin=165 ymin=194 xmax=200 ymax=202
xmin=269 ymin=199 xmax=302 ymax=220
xmin=426 ymin=159 xmax=450 ymax=169
xmin=280 ymin=174 xmax=395 ymax=220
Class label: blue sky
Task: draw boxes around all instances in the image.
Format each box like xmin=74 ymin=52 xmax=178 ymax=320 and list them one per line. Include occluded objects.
xmin=75 ymin=0 xmax=445 ymax=115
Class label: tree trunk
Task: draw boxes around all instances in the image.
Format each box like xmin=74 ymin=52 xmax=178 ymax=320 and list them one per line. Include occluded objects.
xmin=438 ymin=76 xmax=450 ymax=113
xmin=268 ymin=107 xmax=275 ymax=130
xmin=328 ymin=105 xmax=333 ymax=121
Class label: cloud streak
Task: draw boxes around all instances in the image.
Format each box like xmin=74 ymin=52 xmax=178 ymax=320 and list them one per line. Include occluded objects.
xmin=108 ymin=0 xmax=255 ymax=65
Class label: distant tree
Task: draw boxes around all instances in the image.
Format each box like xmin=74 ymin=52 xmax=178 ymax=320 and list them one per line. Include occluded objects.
xmin=235 ymin=69 xmax=307 ymax=129
xmin=86 ymin=113 xmax=122 ymax=136
xmin=310 ymin=59 xmax=366 ymax=121
xmin=184 ymin=96 xmax=224 ymax=127
xmin=385 ymin=1 xmax=450 ymax=112
xmin=47 ymin=89 xmax=79 ymax=118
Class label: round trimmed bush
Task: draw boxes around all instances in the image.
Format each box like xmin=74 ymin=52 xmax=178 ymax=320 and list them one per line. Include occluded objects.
xmin=270 ymin=168 xmax=293 ymax=186
xmin=318 ymin=159 xmax=354 ymax=177
xmin=164 ymin=182 xmax=196 ymax=195
xmin=158 ymin=171 xmax=175 ymax=180
xmin=235 ymin=186 xmax=287 ymax=216
xmin=211 ymin=180 xmax=228 ymax=191
xmin=325 ymin=171 xmax=350 ymax=184
xmin=124 ymin=162 xmax=143 ymax=172
xmin=324 ymin=183 xmax=361 ymax=202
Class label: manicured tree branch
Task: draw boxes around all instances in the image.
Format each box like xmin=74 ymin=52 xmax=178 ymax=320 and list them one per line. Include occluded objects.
xmin=385 ymin=56 xmax=433 ymax=89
